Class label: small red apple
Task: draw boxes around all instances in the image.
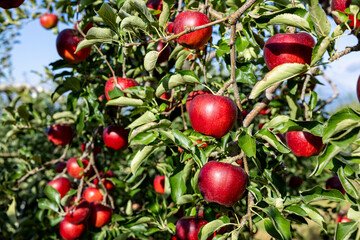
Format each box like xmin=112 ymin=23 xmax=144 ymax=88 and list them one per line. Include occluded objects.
xmin=285 ymin=131 xmax=324 ymax=157
xmin=146 ymin=0 xmax=163 ymax=18
xmin=59 ymin=219 xmax=86 ymax=240
xmin=337 ymin=214 xmax=352 ymax=223
xmin=83 ymin=187 xmax=103 ymax=203
xmin=331 ymin=0 xmax=360 ymax=28
xmin=264 ymin=32 xmax=315 ymax=70
xmin=104 ymin=77 xmax=138 ymax=101
xmin=55 ymin=162 xmax=67 ymax=173
xmin=64 ymin=199 xmax=91 ymax=224
xmin=94 ymin=170 xmax=116 ymax=190
xmin=166 ymin=22 xmax=174 ymax=34
xmin=185 ymin=90 xmax=212 ymax=112
xmin=56 ymin=29 xmax=91 ymax=64
xmin=47 ymin=124 xmax=73 ymax=146
xmin=153 ymin=175 xmax=165 ymax=194
xmin=175 ymin=216 xmax=209 ymax=240
xmin=103 ymin=125 xmax=129 ymax=150
xmin=156 ymin=41 xmax=172 ymax=63
xmin=198 ymin=161 xmax=247 ymax=207
xmin=356 ymin=75 xmax=360 ymax=102
xmin=289 ymin=175 xmax=303 ymax=189
xmin=173 ymin=11 xmax=213 ymax=49
xmin=66 ymin=157 xmax=92 ymax=179
xmin=81 ymin=142 xmax=102 ymax=156
xmin=189 ymin=95 xmax=237 ymax=138
xmin=326 ymin=176 xmax=345 ymax=194
xmin=91 ymin=203 xmax=113 ymax=227
xmin=0 ymin=0 xmax=24 ymax=9
xmin=47 ymin=177 xmax=72 ymax=198
xmin=40 ymin=13 xmax=58 ymax=29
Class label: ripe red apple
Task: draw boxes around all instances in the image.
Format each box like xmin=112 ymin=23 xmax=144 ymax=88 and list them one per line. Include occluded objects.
xmin=326 ymin=176 xmax=345 ymax=194
xmin=189 ymin=95 xmax=237 ymax=138
xmin=47 ymin=177 xmax=72 ymax=198
xmin=91 ymin=203 xmax=112 ymax=227
xmin=157 ymin=41 xmax=172 ymax=63
xmin=66 ymin=157 xmax=92 ymax=179
xmin=175 ymin=216 xmax=209 ymax=240
xmin=55 ymin=162 xmax=67 ymax=173
xmin=173 ymin=11 xmax=213 ymax=49
xmin=81 ymin=142 xmax=102 ymax=156
xmin=47 ymin=124 xmax=73 ymax=146
xmin=83 ymin=187 xmax=103 ymax=203
xmin=153 ymin=175 xmax=165 ymax=194
xmin=264 ymin=32 xmax=315 ymax=70
xmin=65 ymin=199 xmax=91 ymax=224
xmin=331 ymin=0 xmax=360 ymax=28
xmin=166 ymin=22 xmax=174 ymax=34
xmin=56 ymin=29 xmax=91 ymax=64
xmin=285 ymin=131 xmax=324 ymax=157
xmin=146 ymin=0 xmax=163 ymax=18
xmin=40 ymin=13 xmax=58 ymax=29
xmin=104 ymin=77 xmax=138 ymax=101
xmin=0 ymin=0 xmax=24 ymax=9
xmin=356 ymin=75 xmax=360 ymax=102
xmin=337 ymin=214 xmax=352 ymax=223
xmin=198 ymin=161 xmax=247 ymax=207
xmin=289 ymin=175 xmax=303 ymax=189
xmin=59 ymin=219 xmax=86 ymax=240
xmin=185 ymin=90 xmax=212 ymax=112
xmin=94 ymin=170 xmax=116 ymax=190
xmin=103 ymin=125 xmax=129 ymax=150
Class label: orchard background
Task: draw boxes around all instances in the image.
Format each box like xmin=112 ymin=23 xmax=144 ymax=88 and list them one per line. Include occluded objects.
xmin=1 ymin=0 xmax=360 ymax=239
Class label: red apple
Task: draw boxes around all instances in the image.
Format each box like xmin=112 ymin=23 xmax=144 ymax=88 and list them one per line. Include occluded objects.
xmin=47 ymin=124 xmax=73 ymax=146
xmin=59 ymin=219 xmax=86 ymax=240
xmin=47 ymin=177 xmax=72 ymax=198
xmin=189 ymin=95 xmax=237 ymax=138
xmin=91 ymin=203 xmax=112 ymax=227
xmin=185 ymin=90 xmax=212 ymax=112
xmin=83 ymin=187 xmax=103 ymax=203
xmin=337 ymin=214 xmax=352 ymax=223
xmin=175 ymin=216 xmax=209 ymax=240
xmin=104 ymin=77 xmax=138 ymax=101
xmin=264 ymin=33 xmax=315 ymax=70
xmin=285 ymin=131 xmax=324 ymax=157
xmin=331 ymin=0 xmax=360 ymax=28
xmin=103 ymin=125 xmax=129 ymax=150
xmin=159 ymin=91 xmax=172 ymax=111
xmin=81 ymin=142 xmax=102 ymax=156
xmin=173 ymin=11 xmax=213 ymax=49
xmin=55 ymin=162 xmax=67 ymax=173
xmin=259 ymin=107 xmax=271 ymax=115
xmin=289 ymin=175 xmax=303 ymax=189
xmin=56 ymin=29 xmax=91 ymax=64
xmin=65 ymin=199 xmax=91 ymax=224
xmin=326 ymin=176 xmax=345 ymax=194
xmin=166 ymin=22 xmax=174 ymax=34
xmin=153 ymin=175 xmax=165 ymax=194
xmin=198 ymin=161 xmax=247 ymax=207
xmin=156 ymin=41 xmax=172 ymax=63
xmin=40 ymin=13 xmax=58 ymax=29
xmin=356 ymin=75 xmax=360 ymax=102
xmin=0 ymin=0 xmax=24 ymax=9
xmin=94 ymin=170 xmax=116 ymax=190
xmin=66 ymin=157 xmax=92 ymax=179
xmin=147 ymin=0 xmax=163 ymax=18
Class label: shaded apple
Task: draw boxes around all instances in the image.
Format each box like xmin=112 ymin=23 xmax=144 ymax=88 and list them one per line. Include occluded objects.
xmin=94 ymin=170 xmax=116 ymax=190
xmin=0 ymin=0 xmax=24 ymax=9
xmin=65 ymin=199 xmax=91 ymax=224
xmin=174 ymin=11 xmax=213 ymax=49
xmin=198 ymin=161 xmax=247 ymax=207
xmin=40 ymin=13 xmax=58 ymax=29
xmin=91 ymin=203 xmax=112 ymax=227
xmin=47 ymin=177 xmax=72 ymax=198
xmin=185 ymin=90 xmax=212 ymax=112
xmin=66 ymin=157 xmax=92 ymax=179
xmin=47 ymin=124 xmax=73 ymax=146
xmin=326 ymin=176 xmax=345 ymax=194
xmin=264 ymin=32 xmax=315 ymax=70
xmin=166 ymin=22 xmax=174 ymax=34
xmin=175 ymin=216 xmax=209 ymax=240
xmin=59 ymin=219 xmax=86 ymax=240
xmin=331 ymin=0 xmax=360 ymax=28
xmin=83 ymin=187 xmax=103 ymax=203
xmin=104 ymin=77 xmax=138 ymax=101
xmin=153 ymin=175 xmax=165 ymax=194
xmin=285 ymin=131 xmax=324 ymax=157
xmin=55 ymin=162 xmax=67 ymax=173
xmin=289 ymin=175 xmax=303 ymax=189
xmin=156 ymin=41 xmax=172 ymax=63
xmin=103 ymin=125 xmax=129 ymax=150
xmin=146 ymin=0 xmax=163 ymax=19
xmin=189 ymin=95 xmax=237 ymax=138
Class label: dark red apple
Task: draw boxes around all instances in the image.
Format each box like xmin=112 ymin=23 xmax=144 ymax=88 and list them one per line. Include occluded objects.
xmin=189 ymin=95 xmax=237 ymax=138
xmin=56 ymin=29 xmax=91 ymax=64
xmin=156 ymin=41 xmax=171 ymax=63
xmin=104 ymin=77 xmax=138 ymax=101
xmin=337 ymin=214 xmax=352 ymax=223
xmin=198 ymin=161 xmax=247 ymax=207
xmin=103 ymin=125 xmax=129 ymax=150
xmin=47 ymin=124 xmax=73 ymax=146
xmin=59 ymin=219 xmax=86 ymax=240
xmin=264 ymin=33 xmax=315 ymax=70
xmin=331 ymin=0 xmax=360 ymax=28
xmin=91 ymin=203 xmax=112 ymax=227
xmin=83 ymin=187 xmax=103 ymax=203
xmin=289 ymin=175 xmax=303 ymax=189
xmin=55 ymin=162 xmax=67 ymax=173
xmin=285 ymin=131 xmax=324 ymax=157
xmin=153 ymin=175 xmax=165 ymax=194
xmin=147 ymin=0 xmax=163 ymax=18
xmin=0 ymin=0 xmax=24 ymax=9
xmin=65 ymin=199 xmax=91 ymax=224
xmin=81 ymin=142 xmax=102 ymax=156
xmin=173 ymin=11 xmax=213 ymax=49
xmin=47 ymin=177 xmax=72 ymax=198
xmin=94 ymin=170 xmax=116 ymax=190
xmin=185 ymin=90 xmax=212 ymax=112
xmin=356 ymin=75 xmax=360 ymax=102
xmin=175 ymin=216 xmax=209 ymax=240
xmin=40 ymin=13 xmax=58 ymax=29
xmin=66 ymin=157 xmax=92 ymax=179
xmin=326 ymin=176 xmax=345 ymax=194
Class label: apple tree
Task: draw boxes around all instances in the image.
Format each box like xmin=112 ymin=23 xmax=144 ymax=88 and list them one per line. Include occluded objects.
xmin=1 ymin=0 xmax=360 ymax=239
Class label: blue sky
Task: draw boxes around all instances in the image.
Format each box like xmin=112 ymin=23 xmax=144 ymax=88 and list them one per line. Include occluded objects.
xmin=8 ymin=14 xmax=360 ymax=111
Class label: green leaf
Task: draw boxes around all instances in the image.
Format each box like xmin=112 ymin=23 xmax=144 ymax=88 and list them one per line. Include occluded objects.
xmin=63 ymin=77 xmax=81 ymax=92
xmin=284 ymin=205 xmax=308 ymax=217
xmin=264 ymin=218 xmax=283 ymax=239
xmin=301 ymin=186 xmax=345 ymax=203
xmin=130 ymin=119 xmax=171 ymax=140
xmin=311 ymin=36 xmax=331 ymax=65
xmin=308 ymin=0 xmax=331 ymax=36
xmin=127 ymin=111 xmax=157 ymax=129
xmin=264 ymin=206 xmax=291 ymax=240
xmin=176 ymin=194 xmax=194 ymax=205
xmin=238 ymin=131 xmax=256 ymax=157
xmin=235 ymin=35 xmax=249 ymax=52
xmin=235 ymin=63 xmax=257 ymax=85
xmin=256 ymin=129 xmax=290 ymax=153
xmin=313 ymin=143 xmax=341 ymax=176
xmin=144 ymin=51 xmax=159 ymax=72
xmin=131 ymin=132 xmax=159 ymax=145
xmin=268 ymin=13 xmax=311 ymax=32
xmin=129 ymin=0 xmax=155 ymax=23
xmin=96 ymin=3 xmax=118 ymax=32
xmin=155 ymin=72 xmax=200 ymax=97
xmin=338 ymin=167 xmax=360 ymax=199
xmin=159 ymin=0 xmax=174 ymax=28
xmin=301 ymin=204 xmax=325 ymax=230
xmin=170 ymin=169 xmax=187 ymax=203
xmin=121 ymin=16 xmax=147 ymax=32
xmin=249 ymin=63 xmax=308 ymax=99
xmin=248 ymin=186 xmax=262 ymax=202
xmin=130 ymin=145 xmax=155 ymax=175
xmin=38 ymin=198 xmax=59 ymax=213
xmin=76 ymin=39 xmax=108 ymax=52
xmin=106 ymin=97 xmax=144 ymax=107
xmin=171 ymin=129 xmax=193 ymax=150
xmin=335 ymin=220 xmax=358 ymax=240
xmin=44 ymin=185 xmax=61 ymax=205
xmin=175 ymin=49 xmax=191 ymax=70
xmin=86 ymin=27 xmax=118 ymax=40
xmin=17 ymin=105 xmax=30 ymax=122
xmin=199 ymin=220 xmax=225 ymax=240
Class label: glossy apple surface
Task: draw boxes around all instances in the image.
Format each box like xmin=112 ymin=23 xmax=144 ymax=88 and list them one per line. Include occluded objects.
xmin=47 ymin=124 xmax=73 ymax=146
xmin=153 ymin=175 xmax=165 ymax=194
xmin=147 ymin=0 xmax=163 ymax=18
xmin=59 ymin=219 xmax=86 ymax=240
xmin=174 ymin=11 xmax=212 ymax=49
xmin=289 ymin=175 xmax=303 ymax=189
xmin=94 ymin=170 xmax=116 ymax=190
xmin=91 ymin=203 xmax=112 ymax=227
xmin=0 ymin=0 xmax=24 ymax=9
xmin=103 ymin=125 xmax=129 ymax=150
xmin=83 ymin=187 xmax=103 ymax=203
xmin=104 ymin=77 xmax=138 ymax=101
xmin=65 ymin=199 xmax=91 ymax=224
xmin=326 ymin=176 xmax=345 ymax=194
xmin=66 ymin=157 xmax=92 ymax=179
xmin=189 ymin=95 xmax=237 ymax=138
xmin=285 ymin=131 xmax=324 ymax=157
xmin=47 ymin=177 xmax=72 ymax=198
xmin=185 ymin=90 xmax=212 ymax=112
xmin=264 ymin=33 xmax=315 ymax=70
xmin=156 ymin=41 xmax=171 ymax=63
xmin=175 ymin=216 xmax=208 ymax=240
xmin=40 ymin=13 xmax=58 ymax=29
xmin=56 ymin=29 xmax=91 ymax=64
xmin=198 ymin=161 xmax=247 ymax=207
xmin=331 ymin=0 xmax=360 ymax=28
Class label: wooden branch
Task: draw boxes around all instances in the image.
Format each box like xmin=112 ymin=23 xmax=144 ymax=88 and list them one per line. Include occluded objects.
xmin=315 ymin=73 xmax=339 ymax=112
xmin=300 ymin=75 xmax=311 ymax=121
xmin=329 ymin=37 xmax=360 ymax=61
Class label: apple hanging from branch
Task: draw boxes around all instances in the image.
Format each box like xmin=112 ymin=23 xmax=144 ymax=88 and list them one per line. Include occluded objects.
xmin=285 ymin=131 xmax=324 ymax=157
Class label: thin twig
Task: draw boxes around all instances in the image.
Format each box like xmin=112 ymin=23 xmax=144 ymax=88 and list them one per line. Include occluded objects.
xmin=315 ymin=73 xmax=339 ymax=112
xmin=180 ymin=104 xmax=188 ymax=130
xmin=229 ymin=22 xmax=242 ymax=112
xmin=300 ymin=75 xmax=311 ymax=121
xmin=329 ymin=42 xmax=360 ymax=61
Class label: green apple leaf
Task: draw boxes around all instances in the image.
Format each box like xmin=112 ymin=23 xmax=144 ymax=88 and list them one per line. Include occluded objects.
xmin=159 ymin=0 xmax=175 ymax=28
xmin=38 ymin=198 xmax=59 ymax=213
xmin=129 ymin=0 xmax=155 ymax=23
xmin=268 ymin=13 xmax=311 ymax=32
xmin=127 ymin=111 xmax=157 ymax=129
xmin=176 ymin=194 xmax=194 ymax=205
xmin=130 ymin=145 xmax=155 ymax=175
xmin=144 ymin=51 xmax=159 ymax=72
xmin=170 ymin=169 xmax=187 ymax=203
xmin=312 ymin=143 xmax=341 ymax=176
xmin=256 ymin=129 xmax=290 ymax=153
xmin=284 ymin=205 xmax=308 ymax=217
xmin=44 ymin=185 xmax=61 ymax=205
xmin=96 ymin=3 xmax=118 ymax=32
xmin=199 ymin=220 xmax=225 ymax=240
xmin=106 ymin=97 xmax=145 ymax=107
xmin=238 ymin=131 xmax=256 ymax=157
xmin=264 ymin=206 xmax=291 ymax=240
xmin=121 ymin=16 xmax=148 ymax=33
xmin=130 ymin=119 xmax=171 ymax=140
xmin=337 ymin=167 xmax=360 ymax=199
xmin=264 ymin=218 xmax=283 ymax=240
xmin=308 ymin=0 xmax=331 ymax=36
xmin=311 ymin=36 xmax=331 ymax=65
xmin=301 ymin=186 xmax=345 ymax=203
xmin=335 ymin=221 xmax=358 ymax=240
xmin=155 ymin=71 xmax=200 ymax=97
xmin=301 ymin=204 xmax=325 ymax=230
